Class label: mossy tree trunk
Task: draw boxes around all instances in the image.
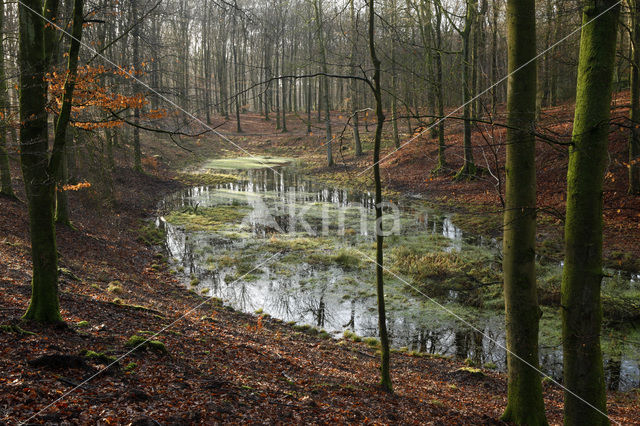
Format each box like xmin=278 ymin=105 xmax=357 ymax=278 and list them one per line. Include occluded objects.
xmin=630 ymin=0 xmax=640 ymax=195
xmin=20 ymin=0 xmax=85 ymax=322
xmin=501 ymin=1 xmax=547 ymax=423
xmin=562 ymin=1 xmax=620 ymax=424
xmin=0 ymin=0 xmax=14 ymax=198
xmin=369 ymin=0 xmax=392 ymax=393
xmin=19 ymin=0 xmax=61 ymax=323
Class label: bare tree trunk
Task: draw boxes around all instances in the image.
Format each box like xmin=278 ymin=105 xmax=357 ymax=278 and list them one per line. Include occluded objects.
xmin=369 ymin=0 xmax=392 ymax=393
xmin=350 ymin=0 xmax=362 ymax=155
xmin=315 ymin=0 xmax=333 ymax=166
xmin=0 ymin=0 xmax=14 ymax=198
xmin=455 ymin=0 xmax=477 ymax=180
xmin=630 ymin=0 xmax=640 ymax=194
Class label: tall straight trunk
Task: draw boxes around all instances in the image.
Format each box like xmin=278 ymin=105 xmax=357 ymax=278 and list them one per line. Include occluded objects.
xmin=350 ymin=0 xmax=362 ymax=155
xmin=19 ymin=0 xmax=61 ymax=323
xmin=390 ymin=0 xmax=400 ymax=149
xmin=0 ymin=0 xmax=14 ymax=198
xmin=491 ymin=1 xmax=499 ymax=114
xmin=53 ymin=0 xmax=84 ymax=226
xmin=203 ymin=1 xmax=212 ymax=125
xmin=232 ymin=14 xmax=242 ymax=133
xmin=315 ymin=0 xmax=333 ymax=166
xmin=369 ymin=0 xmax=392 ymax=392
xmin=281 ymin=42 xmax=288 ymax=133
xmin=306 ymin=38 xmax=312 ymax=135
xmin=264 ymin=41 xmax=270 ymax=121
xmin=275 ymin=52 xmax=281 ymax=130
xmin=562 ymin=2 xmax=619 ymax=424
xmin=434 ymin=4 xmax=446 ymax=173
xmin=630 ymin=0 xmax=640 ymax=194
xmin=501 ymin=1 xmax=547 ymax=423
xmin=317 ymin=76 xmax=322 ymax=122
xmin=131 ymin=0 xmax=142 ymax=172
xmin=455 ymin=0 xmax=477 ymax=179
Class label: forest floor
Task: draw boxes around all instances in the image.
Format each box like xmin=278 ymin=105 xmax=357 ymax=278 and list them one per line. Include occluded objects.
xmin=1 ymin=94 xmax=639 ymax=424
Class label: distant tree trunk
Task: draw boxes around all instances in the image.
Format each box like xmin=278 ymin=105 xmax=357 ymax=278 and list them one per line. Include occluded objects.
xmin=630 ymin=0 xmax=640 ymax=194
xmin=491 ymin=1 xmax=499 ymax=115
xmin=315 ymin=0 xmax=333 ymax=167
xmin=264 ymin=41 xmax=270 ymax=121
xmin=54 ymin=0 xmax=84 ymax=226
xmin=275 ymin=51 xmax=281 ymax=130
xmin=203 ymin=1 xmax=212 ymax=124
xmin=390 ymin=0 xmax=400 ymax=149
xmin=232 ymin=14 xmax=242 ymax=133
xmin=0 ymin=0 xmax=14 ymax=198
xmin=306 ymin=29 xmax=312 ymax=135
xmin=455 ymin=0 xmax=477 ymax=180
xmin=562 ymin=1 xmax=620 ymax=424
xmin=369 ymin=0 xmax=392 ymax=393
xmin=281 ymin=37 xmax=288 ymax=133
xmin=434 ymin=5 xmax=446 ymax=173
xmin=131 ymin=0 xmax=142 ymax=173
xmin=350 ymin=0 xmax=362 ymax=155
xmin=501 ymin=0 xmax=547 ymax=423
xmin=19 ymin=0 xmax=61 ymax=323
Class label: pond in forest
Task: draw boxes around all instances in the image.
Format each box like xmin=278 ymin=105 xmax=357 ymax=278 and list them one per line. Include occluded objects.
xmin=157 ymin=162 xmax=640 ymax=392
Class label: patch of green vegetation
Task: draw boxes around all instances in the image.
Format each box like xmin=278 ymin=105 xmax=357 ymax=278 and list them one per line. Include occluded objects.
xmin=343 ymin=329 xmax=362 ymax=343
xmin=203 ymin=156 xmax=293 ymax=170
xmin=125 ymin=335 xmax=167 ymax=353
xmin=429 ymin=399 xmax=445 ymax=408
xmin=332 ymin=248 xmax=362 ymax=269
xmin=318 ymin=330 xmax=332 ymax=339
xmin=176 ymin=172 xmax=241 ymax=186
xmin=137 ymin=222 xmax=166 ymax=246
xmin=454 ymin=366 xmax=486 ymax=378
xmin=75 ymin=321 xmax=89 ymax=327
xmin=124 ymin=362 xmax=137 ymax=371
xmin=483 ymin=362 xmax=497 ymax=369
xmin=107 ymin=282 xmax=123 ymax=294
xmin=0 ymin=324 xmax=36 ymax=335
xmin=363 ymin=337 xmax=380 ymax=348
xmin=292 ymin=324 xmax=312 ymax=332
xmin=165 ymin=205 xmax=251 ymax=232
xmin=83 ymin=350 xmax=117 ymax=364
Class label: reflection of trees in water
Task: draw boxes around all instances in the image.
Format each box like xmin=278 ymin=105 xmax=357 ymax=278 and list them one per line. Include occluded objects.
xmin=342 ymin=299 xmax=356 ymax=330
xmin=605 ymin=341 xmax=623 ymax=391
xmin=159 ymin=169 xmax=640 ymax=391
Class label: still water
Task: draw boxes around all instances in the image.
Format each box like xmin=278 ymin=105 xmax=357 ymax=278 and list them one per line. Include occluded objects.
xmin=158 ymin=166 xmax=640 ymax=391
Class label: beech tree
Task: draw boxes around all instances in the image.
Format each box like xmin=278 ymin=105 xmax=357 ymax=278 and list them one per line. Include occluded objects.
xmin=369 ymin=0 xmax=392 ymax=392
xmin=0 ymin=0 xmax=13 ymax=199
xmin=19 ymin=0 xmax=85 ymax=322
xmin=630 ymin=0 xmax=640 ymax=195
xmin=501 ymin=0 xmax=547 ymax=423
xmin=562 ymin=1 xmax=620 ymax=424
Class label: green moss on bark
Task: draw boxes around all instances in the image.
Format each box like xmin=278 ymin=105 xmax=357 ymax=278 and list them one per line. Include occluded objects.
xmin=562 ymin=2 xmax=620 ymax=424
